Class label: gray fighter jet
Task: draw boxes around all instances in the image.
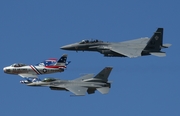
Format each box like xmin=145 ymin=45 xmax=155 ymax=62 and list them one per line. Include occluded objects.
xmin=61 ymin=28 xmax=171 ymax=58
xmin=22 ymin=67 xmax=113 ymax=96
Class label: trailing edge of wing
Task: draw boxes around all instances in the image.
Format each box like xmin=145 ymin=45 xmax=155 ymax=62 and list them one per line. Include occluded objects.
xmin=110 ymin=47 xmax=142 ymax=58
xmin=66 ymin=86 xmax=87 ymax=96
xmin=18 ymin=74 xmax=38 ymax=78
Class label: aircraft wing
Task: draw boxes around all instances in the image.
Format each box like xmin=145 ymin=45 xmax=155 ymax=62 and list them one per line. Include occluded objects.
xmin=120 ymin=38 xmax=149 ymax=44
xmin=18 ymin=74 xmax=38 ymax=78
xmin=73 ymin=74 xmax=94 ymax=81
xmin=66 ymin=86 xmax=87 ymax=96
xmin=110 ymin=46 xmax=143 ymax=58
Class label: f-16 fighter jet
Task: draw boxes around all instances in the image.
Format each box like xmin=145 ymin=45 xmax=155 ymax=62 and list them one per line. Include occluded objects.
xmin=61 ymin=28 xmax=171 ymax=58
xmin=3 ymin=54 xmax=70 ymax=79
xmin=22 ymin=67 xmax=113 ymax=96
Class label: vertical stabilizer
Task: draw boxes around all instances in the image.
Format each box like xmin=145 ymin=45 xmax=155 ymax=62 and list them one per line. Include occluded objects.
xmin=144 ymin=28 xmax=163 ymax=52
xmin=55 ymin=54 xmax=67 ymax=66
xmin=94 ymin=67 xmax=113 ymax=82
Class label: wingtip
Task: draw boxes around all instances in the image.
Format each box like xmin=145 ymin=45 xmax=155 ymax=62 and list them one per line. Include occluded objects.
xmin=105 ymin=67 xmax=113 ymax=70
xmin=62 ymin=54 xmax=68 ymax=57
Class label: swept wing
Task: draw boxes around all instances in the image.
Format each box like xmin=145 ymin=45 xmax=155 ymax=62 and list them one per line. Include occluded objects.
xmin=107 ymin=38 xmax=148 ymax=58
xmin=109 ymin=46 xmax=143 ymax=58
xmin=19 ymin=74 xmax=38 ymax=78
xmin=66 ymin=86 xmax=87 ymax=96
xmin=120 ymin=38 xmax=149 ymax=44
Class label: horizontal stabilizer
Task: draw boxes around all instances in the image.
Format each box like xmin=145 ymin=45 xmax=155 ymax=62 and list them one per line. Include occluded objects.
xmin=150 ymin=52 xmax=166 ymax=57
xmin=162 ymin=44 xmax=172 ymax=48
xmin=66 ymin=61 xmax=71 ymax=65
xmin=97 ymin=87 xmax=110 ymax=94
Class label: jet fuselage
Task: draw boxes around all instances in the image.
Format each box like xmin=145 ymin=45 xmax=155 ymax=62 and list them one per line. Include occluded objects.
xmin=61 ymin=40 xmax=149 ymax=57
xmin=27 ymin=79 xmax=110 ymax=88
xmin=3 ymin=65 xmax=64 ymax=76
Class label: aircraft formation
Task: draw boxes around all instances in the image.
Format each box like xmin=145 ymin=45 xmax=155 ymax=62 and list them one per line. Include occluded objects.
xmin=3 ymin=28 xmax=171 ymax=96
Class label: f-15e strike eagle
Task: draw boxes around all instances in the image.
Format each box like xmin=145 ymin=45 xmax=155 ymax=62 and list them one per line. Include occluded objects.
xmin=22 ymin=67 xmax=113 ymax=96
xmin=61 ymin=28 xmax=171 ymax=58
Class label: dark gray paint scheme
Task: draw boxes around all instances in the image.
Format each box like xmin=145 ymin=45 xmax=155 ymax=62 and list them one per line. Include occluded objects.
xmin=61 ymin=28 xmax=171 ymax=58
xmin=25 ymin=67 xmax=113 ymax=96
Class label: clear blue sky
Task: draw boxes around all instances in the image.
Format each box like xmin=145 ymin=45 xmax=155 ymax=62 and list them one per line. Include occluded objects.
xmin=0 ymin=0 xmax=180 ymax=116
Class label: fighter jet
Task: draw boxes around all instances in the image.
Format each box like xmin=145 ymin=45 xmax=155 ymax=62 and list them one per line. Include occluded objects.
xmin=61 ymin=28 xmax=171 ymax=58
xmin=3 ymin=54 xmax=70 ymax=79
xmin=22 ymin=67 xmax=113 ymax=96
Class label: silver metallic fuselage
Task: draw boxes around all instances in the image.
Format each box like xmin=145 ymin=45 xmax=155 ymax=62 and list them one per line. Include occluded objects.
xmin=3 ymin=65 xmax=64 ymax=76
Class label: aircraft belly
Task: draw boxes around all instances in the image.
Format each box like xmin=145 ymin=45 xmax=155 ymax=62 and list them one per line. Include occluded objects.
xmin=50 ymin=86 xmax=67 ymax=91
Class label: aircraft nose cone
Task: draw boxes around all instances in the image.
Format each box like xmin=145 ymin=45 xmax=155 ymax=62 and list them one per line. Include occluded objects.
xmin=3 ymin=67 xmax=6 ymax=72
xmin=60 ymin=45 xmax=73 ymax=50
xmin=60 ymin=45 xmax=69 ymax=50
xmin=61 ymin=43 xmax=79 ymax=50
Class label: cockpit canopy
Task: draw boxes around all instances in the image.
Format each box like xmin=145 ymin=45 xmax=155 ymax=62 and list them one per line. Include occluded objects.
xmin=42 ymin=78 xmax=57 ymax=82
xmin=11 ymin=63 xmax=27 ymax=67
xmin=79 ymin=39 xmax=103 ymax=44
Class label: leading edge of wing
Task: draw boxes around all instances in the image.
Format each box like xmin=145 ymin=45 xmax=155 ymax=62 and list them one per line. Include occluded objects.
xmin=120 ymin=37 xmax=149 ymax=44
xmin=18 ymin=74 xmax=38 ymax=78
xmin=73 ymin=74 xmax=94 ymax=81
xmin=66 ymin=86 xmax=87 ymax=96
